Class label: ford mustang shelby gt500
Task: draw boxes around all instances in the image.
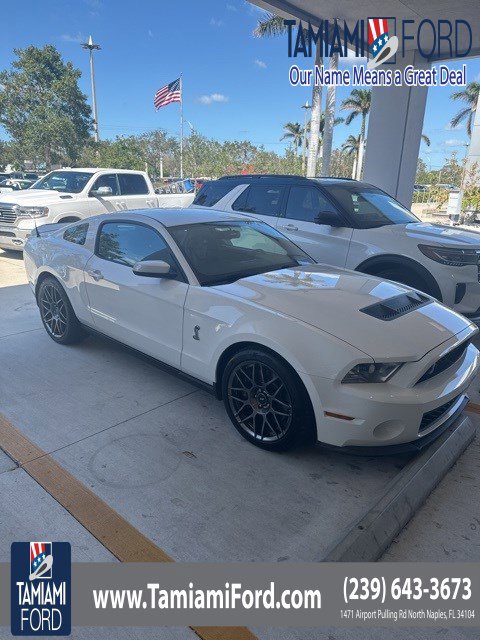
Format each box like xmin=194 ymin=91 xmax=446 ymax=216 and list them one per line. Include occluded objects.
xmin=24 ymin=208 xmax=479 ymax=451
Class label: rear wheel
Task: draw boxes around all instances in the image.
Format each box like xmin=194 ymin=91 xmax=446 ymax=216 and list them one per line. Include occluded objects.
xmin=37 ymin=277 xmax=85 ymax=344
xmin=221 ymin=348 xmax=314 ymax=450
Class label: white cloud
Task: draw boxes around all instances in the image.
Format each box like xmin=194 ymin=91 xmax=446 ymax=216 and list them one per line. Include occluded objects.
xmin=61 ymin=32 xmax=87 ymax=43
xmin=148 ymin=29 xmax=153 ymax=37
xmin=254 ymin=59 xmax=267 ymax=69
xmin=210 ymin=17 xmax=224 ymax=27
xmin=198 ymin=93 xmax=229 ymax=105
xmin=226 ymin=3 xmax=237 ymax=10
xmin=445 ymin=138 xmax=465 ymax=147
xmin=340 ymin=48 xmax=367 ymax=64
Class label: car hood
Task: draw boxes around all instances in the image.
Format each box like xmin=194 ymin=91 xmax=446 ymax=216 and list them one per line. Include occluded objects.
xmin=214 ymin=265 xmax=475 ymax=361
xmin=0 ymin=189 xmax=75 ymax=205
xmin=381 ymin=222 xmax=480 ymax=247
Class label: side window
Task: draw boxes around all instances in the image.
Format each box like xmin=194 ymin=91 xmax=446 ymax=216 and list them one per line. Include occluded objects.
xmin=192 ymin=181 xmax=235 ymax=207
xmin=285 ymin=186 xmax=338 ymax=223
xmin=91 ymin=174 xmax=119 ymax=195
xmin=118 ymin=173 xmax=149 ymax=195
xmin=233 ymin=185 xmax=284 ymax=217
xmin=97 ymin=223 xmax=177 ymax=269
xmin=63 ymin=223 xmax=89 ymax=246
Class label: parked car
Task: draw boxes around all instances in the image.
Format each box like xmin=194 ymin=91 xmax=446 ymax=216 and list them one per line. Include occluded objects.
xmin=191 ymin=175 xmax=480 ymax=320
xmin=24 ymin=209 xmax=479 ymax=452
xmin=436 ymin=183 xmax=459 ymax=192
xmin=0 ymin=168 xmax=195 ymax=252
xmin=0 ymin=178 xmax=34 ymax=193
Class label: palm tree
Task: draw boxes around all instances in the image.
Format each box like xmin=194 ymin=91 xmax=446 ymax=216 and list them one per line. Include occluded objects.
xmin=254 ymin=12 xmax=323 ymax=177
xmin=421 ymin=133 xmax=431 ymax=147
xmin=450 ymin=82 xmax=480 ymax=136
xmin=341 ymin=134 xmax=361 ymax=179
xmin=321 ymin=53 xmax=339 ymax=176
xmin=341 ymin=89 xmax=371 ymax=179
xmin=281 ymin=122 xmax=303 ymax=156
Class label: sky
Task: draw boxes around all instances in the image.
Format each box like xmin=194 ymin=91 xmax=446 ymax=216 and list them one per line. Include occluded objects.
xmin=2 ymin=0 xmax=480 ymax=169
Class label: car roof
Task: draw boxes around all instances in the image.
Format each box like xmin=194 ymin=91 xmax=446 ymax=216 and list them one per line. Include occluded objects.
xmin=216 ymin=174 xmax=360 ymax=186
xmin=95 ymin=207 xmax=253 ymax=228
xmin=47 ymin=168 xmax=146 ymax=174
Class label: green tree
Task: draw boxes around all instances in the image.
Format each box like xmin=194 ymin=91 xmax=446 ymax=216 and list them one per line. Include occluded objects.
xmin=0 ymin=45 xmax=92 ymax=169
xmin=450 ymin=82 xmax=480 ymax=136
xmin=340 ymin=89 xmax=371 ymax=179
xmin=80 ymin=136 xmax=146 ymax=170
xmin=280 ymin=122 xmax=303 ymax=155
xmin=341 ymin=134 xmax=361 ymax=178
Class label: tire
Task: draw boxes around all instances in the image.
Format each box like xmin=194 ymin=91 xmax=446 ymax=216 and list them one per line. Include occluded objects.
xmin=370 ymin=267 xmax=433 ymax=296
xmin=221 ymin=348 xmax=314 ymax=451
xmin=37 ymin=277 xmax=85 ymax=344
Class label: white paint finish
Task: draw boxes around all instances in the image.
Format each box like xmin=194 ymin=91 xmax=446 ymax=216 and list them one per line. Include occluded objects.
xmin=84 ymin=256 xmax=188 ymax=367
xmin=363 ymin=50 xmax=430 ymax=208
xmin=203 ymin=180 xmax=480 ymax=316
xmin=23 ymin=208 xmax=480 ymax=447
xmin=0 ymin=169 xmax=192 ymax=251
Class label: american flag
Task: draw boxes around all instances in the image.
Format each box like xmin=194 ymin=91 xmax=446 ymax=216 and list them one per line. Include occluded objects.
xmin=154 ymin=77 xmax=182 ymax=110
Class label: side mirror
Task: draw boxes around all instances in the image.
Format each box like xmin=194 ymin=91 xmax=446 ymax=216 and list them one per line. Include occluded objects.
xmin=314 ymin=211 xmax=343 ymax=227
xmin=90 ymin=185 xmax=113 ymax=197
xmin=132 ymin=260 xmax=175 ymax=278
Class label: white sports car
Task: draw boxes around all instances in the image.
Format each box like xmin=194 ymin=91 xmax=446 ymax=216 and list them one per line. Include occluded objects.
xmin=24 ymin=208 xmax=480 ymax=452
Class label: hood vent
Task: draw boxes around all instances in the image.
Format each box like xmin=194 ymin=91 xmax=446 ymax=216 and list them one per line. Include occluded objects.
xmin=360 ymin=291 xmax=431 ymax=321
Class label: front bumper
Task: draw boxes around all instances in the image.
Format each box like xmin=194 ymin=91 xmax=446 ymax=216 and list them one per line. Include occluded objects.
xmin=303 ymin=335 xmax=480 ymax=448
xmin=0 ymin=222 xmax=34 ymax=251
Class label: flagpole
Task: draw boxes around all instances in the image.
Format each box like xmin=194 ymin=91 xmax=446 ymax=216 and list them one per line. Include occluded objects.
xmin=180 ymin=74 xmax=184 ymax=179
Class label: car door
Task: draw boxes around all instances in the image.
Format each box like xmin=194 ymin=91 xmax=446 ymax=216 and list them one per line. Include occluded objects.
xmin=83 ymin=219 xmax=188 ymax=367
xmin=277 ymin=185 xmax=353 ymax=267
xmin=231 ymin=183 xmax=286 ymax=227
xmin=89 ymin=173 xmax=124 ymax=214
xmin=118 ymin=173 xmax=156 ymax=210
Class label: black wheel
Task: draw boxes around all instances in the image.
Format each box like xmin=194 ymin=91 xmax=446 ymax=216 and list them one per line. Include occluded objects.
xmin=37 ymin=277 xmax=85 ymax=344
xmin=371 ymin=267 xmax=432 ymax=296
xmin=221 ymin=348 xmax=314 ymax=450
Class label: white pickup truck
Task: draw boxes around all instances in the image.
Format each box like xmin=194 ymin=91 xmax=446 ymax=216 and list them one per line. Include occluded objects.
xmin=0 ymin=168 xmax=194 ymax=251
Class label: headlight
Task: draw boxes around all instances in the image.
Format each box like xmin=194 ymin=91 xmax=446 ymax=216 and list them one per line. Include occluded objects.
xmin=14 ymin=205 xmax=49 ymax=219
xmin=418 ymin=244 xmax=480 ymax=266
xmin=342 ymin=362 xmax=403 ymax=383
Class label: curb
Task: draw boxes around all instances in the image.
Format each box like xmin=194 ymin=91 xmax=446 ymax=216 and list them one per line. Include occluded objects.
xmin=322 ymin=413 xmax=476 ymax=562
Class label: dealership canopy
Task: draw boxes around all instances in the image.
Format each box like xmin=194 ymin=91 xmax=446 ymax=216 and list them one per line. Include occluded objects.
xmin=252 ymin=0 xmax=480 ymax=207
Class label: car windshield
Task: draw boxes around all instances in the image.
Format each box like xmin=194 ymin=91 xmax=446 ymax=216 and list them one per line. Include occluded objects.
xmin=321 ymin=183 xmax=419 ymax=228
xmin=31 ymin=170 xmax=93 ymax=194
xmin=169 ymin=220 xmax=315 ymax=286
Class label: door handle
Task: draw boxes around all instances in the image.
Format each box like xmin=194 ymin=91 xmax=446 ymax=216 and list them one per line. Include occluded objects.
xmin=279 ymin=224 xmax=298 ymax=231
xmin=87 ymin=269 xmax=104 ymax=281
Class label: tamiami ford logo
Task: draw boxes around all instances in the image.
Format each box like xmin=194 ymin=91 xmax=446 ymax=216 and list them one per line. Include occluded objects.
xmin=11 ymin=542 xmax=71 ymax=636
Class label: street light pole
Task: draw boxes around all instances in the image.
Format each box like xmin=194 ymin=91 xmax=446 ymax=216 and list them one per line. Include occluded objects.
xmin=81 ymin=35 xmax=101 ymax=142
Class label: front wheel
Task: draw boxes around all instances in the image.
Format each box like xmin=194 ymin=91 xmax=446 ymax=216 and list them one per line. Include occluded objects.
xmin=370 ymin=267 xmax=433 ymax=297
xmin=37 ymin=277 xmax=85 ymax=344
xmin=221 ymin=349 xmax=314 ymax=451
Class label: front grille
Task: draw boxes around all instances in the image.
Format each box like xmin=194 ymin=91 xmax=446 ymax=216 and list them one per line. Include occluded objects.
xmin=419 ymin=396 xmax=460 ymax=433
xmin=360 ymin=291 xmax=430 ymax=321
xmin=0 ymin=204 xmax=17 ymax=224
xmin=416 ymin=340 xmax=470 ymax=385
